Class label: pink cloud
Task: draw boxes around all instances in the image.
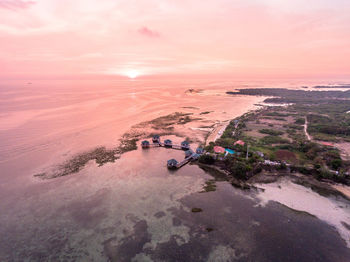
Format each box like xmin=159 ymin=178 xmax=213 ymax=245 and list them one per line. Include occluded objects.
xmin=138 ymin=26 xmax=160 ymax=38
xmin=0 ymin=0 xmax=349 ymax=79
xmin=0 ymin=0 xmax=35 ymax=10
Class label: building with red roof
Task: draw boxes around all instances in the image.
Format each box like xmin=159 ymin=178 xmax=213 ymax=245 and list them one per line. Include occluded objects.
xmin=320 ymin=141 xmax=334 ymax=147
xmin=214 ymin=146 xmax=226 ymax=154
xmin=234 ymin=140 xmax=245 ymax=146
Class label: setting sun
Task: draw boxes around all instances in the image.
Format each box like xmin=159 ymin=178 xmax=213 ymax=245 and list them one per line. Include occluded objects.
xmin=125 ymin=70 xmax=140 ymax=79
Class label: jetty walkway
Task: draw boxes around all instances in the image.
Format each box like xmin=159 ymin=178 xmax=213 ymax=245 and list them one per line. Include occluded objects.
xmin=175 ymin=153 xmax=197 ymax=168
xmin=159 ymin=143 xmax=184 ymax=150
xmin=143 ymin=143 xmax=186 ymax=150
xmin=141 ymin=136 xmax=202 ymax=170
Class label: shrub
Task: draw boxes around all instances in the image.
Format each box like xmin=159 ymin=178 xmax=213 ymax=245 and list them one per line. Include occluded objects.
xmin=275 ymin=117 xmax=287 ymax=121
xmin=317 ymin=168 xmax=335 ymax=180
xmin=204 ymin=142 xmax=214 ymax=153
xmin=230 ymin=161 xmax=252 ymax=180
xmin=285 ymin=124 xmax=303 ymax=130
xmin=215 ymin=138 xmax=236 ymax=149
xmin=276 ymin=144 xmax=295 ymax=151
xmin=323 ymin=150 xmax=341 ymax=164
xmin=259 ymin=129 xmax=284 ymax=136
xmin=298 ymin=142 xmax=320 ymax=153
xmin=330 ymin=159 xmax=342 ymax=170
xmin=305 ymin=148 xmax=318 ymax=160
xmin=290 ymin=165 xmax=312 ymax=175
xmin=265 ymin=112 xmax=289 ymax=117
xmin=277 ymin=162 xmax=287 ymax=170
xmin=295 ymin=118 xmax=305 ymax=125
xmin=286 ymin=129 xmax=297 ymax=135
xmin=199 ymin=154 xmax=215 ymax=165
xmin=253 ymin=165 xmax=263 ymax=174
xmin=314 ymin=163 xmax=321 ymax=169
xmin=260 ymin=136 xmax=289 ymax=145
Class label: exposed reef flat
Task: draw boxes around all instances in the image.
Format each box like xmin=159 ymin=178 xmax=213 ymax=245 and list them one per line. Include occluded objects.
xmin=34 ymin=112 xmax=205 ymax=179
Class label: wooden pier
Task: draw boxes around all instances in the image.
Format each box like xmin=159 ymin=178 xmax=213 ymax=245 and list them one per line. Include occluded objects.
xmin=151 ymin=142 xmax=189 ymax=151
xmin=141 ymin=137 xmax=203 ymax=170
xmin=176 ymin=153 xmax=196 ymax=168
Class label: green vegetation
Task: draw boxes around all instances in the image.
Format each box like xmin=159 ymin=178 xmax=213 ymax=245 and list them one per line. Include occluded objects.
xmin=36 ymin=138 xmax=139 ymax=179
xmin=284 ymin=124 xmax=303 ymax=130
xmin=264 ymin=112 xmax=289 ymax=117
xmin=36 ymin=146 xmax=121 ymax=179
xmin=260 ymin=136 xmax=289 ymax=145
xmin=215 ymin=137 xmax=236 ymax=149
xmin=200 ymin=111 xmax=212 ymax=115
xmin=135 ymin=112 xmax=199 ymax=129
xmin=259 ymin=129 xmax=284 ymax=136
xmin=227 ymin=88 xmax=350 ymax=104
xmin=119 ymin=138 xmax=138 ymax=153
xmin=307 ymin=112 xmax=350 ymax=139
xmin=275 ymin=117 xmax=287 ymax=121
xmin=314 ymin=85 xmax=350 ymax=89
xmin=295 ymin=118 xmax=305 ymax=125
xmin=218 ymin=88 xmax=350 ymax=185
xmin=199 ymin=154 xmax=215 ymax=164
xmin=200 ymin=180 xmax=217 ymax=192
xmin=225 ymin=158 xmax=253 ymax=180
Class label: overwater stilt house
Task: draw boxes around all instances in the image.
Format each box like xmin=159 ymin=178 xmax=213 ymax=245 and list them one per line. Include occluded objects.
xmin=164 ymin=139 xmax=173 ymax=148
xmin=167 ymin=159 xmax=178 ymax=169
xmin=141 ymin=140 xmax=150 ymax=148
xmin=196 ymin=147 xmax=204 ymax=155
xmin=185 ymin=149 xmax=194 ymax=158
xmin=181 ymin=141 xmax=190 ymax=150
xmin=152 ymin=135 xmax=160 ymax=144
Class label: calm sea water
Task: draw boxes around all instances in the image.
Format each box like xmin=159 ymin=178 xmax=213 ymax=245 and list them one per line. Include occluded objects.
xmin=0 ymin=79 xmax=349 ymax=261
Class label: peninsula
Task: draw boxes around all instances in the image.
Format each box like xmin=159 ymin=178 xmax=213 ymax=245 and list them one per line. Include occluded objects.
xmin=198 ymin=87 xmax=350 ymax=197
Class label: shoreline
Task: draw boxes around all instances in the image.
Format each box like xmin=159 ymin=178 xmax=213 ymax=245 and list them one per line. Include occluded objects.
xmin=32 ymin=85 xmax=350 ymax=201
xmin=205 ymin=121 xmax=229 ymax=145
xmin=33 ymin=90 xmax=262 ymax=180
xmin=201 ymin=88 xmax=350 ymax=200
xmin=33 ymin=85 xmax=350 ymax=203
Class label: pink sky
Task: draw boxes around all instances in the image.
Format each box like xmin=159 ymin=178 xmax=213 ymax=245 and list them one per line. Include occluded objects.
xmin=0 ymin=0 xmax=350 ymax=80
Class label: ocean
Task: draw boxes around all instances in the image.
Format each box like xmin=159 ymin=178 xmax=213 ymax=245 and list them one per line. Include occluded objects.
xmin=0 ymin=78 xmax=349 ymax=261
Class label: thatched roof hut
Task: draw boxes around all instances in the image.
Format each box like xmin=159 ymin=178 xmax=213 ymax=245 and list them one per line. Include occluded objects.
xmin=167 ymin=159 xmax=178 ymax=169
xmin=141 ymin=140 xmax=150 ymax=148
xmin=152 ymin=135 xmax=160 ymax=143
xmin=181 ymin=141 xmax=190 ymax=150
xmin=185 ymin=149 xmax=194 ymax=158
xmin=164 ymin=139 xmax=173 ymax=147
xmin=196 ymin=147 xmax=204 ymax=154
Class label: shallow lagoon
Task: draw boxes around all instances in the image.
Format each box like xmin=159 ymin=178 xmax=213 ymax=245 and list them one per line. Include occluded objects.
xmin=1 ymin=144 xmax=350 ymax=261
